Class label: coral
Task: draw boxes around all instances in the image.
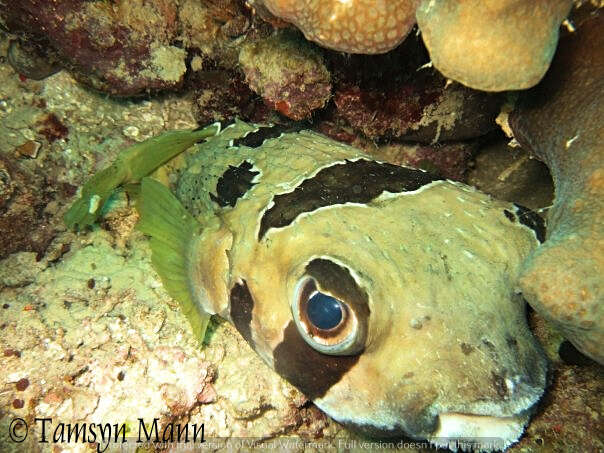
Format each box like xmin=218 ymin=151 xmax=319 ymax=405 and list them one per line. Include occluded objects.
xmin=508 ymin=11 xmax=603 ymax=364
xmin=416 ymin=0 xmax=573 ymax=91
xmin=239 ymin=31 xmax=331 ymax=120
xmin=0 ymin=0 xmax=186 ymax=96
xmin=254 ymin=0 xmax=419 ymax=54
xmin=0 ymin=0 xmax=576 ymax=101
xmin=255 ymin=0 xmax=572 ymax=92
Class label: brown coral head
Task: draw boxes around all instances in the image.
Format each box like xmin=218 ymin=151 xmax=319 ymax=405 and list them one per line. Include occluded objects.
xmin=260 ymin=0 xmax=419 ymax=54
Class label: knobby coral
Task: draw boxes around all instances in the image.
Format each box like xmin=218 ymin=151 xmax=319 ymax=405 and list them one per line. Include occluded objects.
xmin=254 ymin=0 xmax=573 ymax=92
xmin=257 ymin=0 xmax=419 ymax=54
xmin=416 ymin=0 xmax=574 ymax=91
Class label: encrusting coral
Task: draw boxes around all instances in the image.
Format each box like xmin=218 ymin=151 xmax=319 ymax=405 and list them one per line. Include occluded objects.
xmin=238 ymin=30 xmax=331 ymax=120
xmin=509 ymin=11 xmax=603 ymax=364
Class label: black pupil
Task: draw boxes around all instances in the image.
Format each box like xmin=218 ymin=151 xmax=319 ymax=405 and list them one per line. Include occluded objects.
xmin=307 ymin=292 xmax=343 ymax=330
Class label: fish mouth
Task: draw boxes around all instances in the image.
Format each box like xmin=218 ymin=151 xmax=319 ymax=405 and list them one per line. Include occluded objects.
xmin=426 ymin=374 xmax=546 ymax=451
xmin=429 ymin=411 xmax=531 ymax=451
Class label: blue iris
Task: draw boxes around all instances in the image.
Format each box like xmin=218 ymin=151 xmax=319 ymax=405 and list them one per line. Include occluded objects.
xmin=307 ymin=292 xmax=343 ymax=330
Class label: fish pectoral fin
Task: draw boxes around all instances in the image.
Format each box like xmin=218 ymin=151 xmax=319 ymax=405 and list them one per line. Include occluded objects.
xmin=64 ymin=124 xmax=221 ymax=230
xmin=137 ymin=177 xmax=211 ymax=344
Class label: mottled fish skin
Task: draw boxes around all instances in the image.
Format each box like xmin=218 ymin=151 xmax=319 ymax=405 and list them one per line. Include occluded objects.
xmin=177 ymin=120 xmax=547 ymax=449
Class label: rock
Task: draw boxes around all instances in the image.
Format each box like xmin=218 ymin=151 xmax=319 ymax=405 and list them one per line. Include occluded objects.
xmin=253 ymin=0 xmax=419 ymax=54
xmin=0 ymin=0 xmax=186 ymax=96
xmin=509 ymin=11 xmax=603 ymax=364
xmin=179 ymin=0 xmax=251 ymax=67
xmin=467 ymin=139 xmax=554 ymax=210
xmin=368 ymin=140 xmax=480 ymax=181
xmin=330 ymin=37 xmax=502 ymax=142
xmin=318 ymin=116 xmax=480 ymax=180
xmin=512 ymin=349 xmax=603 ymax=451
xmin=416 ymin=0 xmax=573 ymax=91
xmin=191 ymin=70 xmax=270 ymax=125
xmin=0 ymin=252 xmax=47 ymax=287
xmin=14 ymin=140 xmax=41 ymax=159
xmin=7 ymin=40 xmax=61 ymax=81
xmin=239 ymin=31 xmax=331 ymax=120
xmin=334 ymin=76 xmax=501 ymax=143
xmin=0 ymin=155 xmax=56 ymax=260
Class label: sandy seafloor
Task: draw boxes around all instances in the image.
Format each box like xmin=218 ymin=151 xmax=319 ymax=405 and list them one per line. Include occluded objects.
xmin=0 ymin=33 xmax=601 ymax=453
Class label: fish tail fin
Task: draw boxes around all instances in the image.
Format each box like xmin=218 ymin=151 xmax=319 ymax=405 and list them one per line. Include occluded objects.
xmin=137 ymin=177 xmax=211 ymax=343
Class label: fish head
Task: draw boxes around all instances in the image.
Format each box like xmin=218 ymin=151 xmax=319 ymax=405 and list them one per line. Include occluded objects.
xmin=179 ymin=127 xmax=548 ymax=449
xmin=216 ymin=179 xmax=547 ymax=448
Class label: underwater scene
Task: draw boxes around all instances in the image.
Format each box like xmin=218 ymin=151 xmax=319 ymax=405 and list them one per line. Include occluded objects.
xmin=0 ymin=1 xmax=602 ymax=452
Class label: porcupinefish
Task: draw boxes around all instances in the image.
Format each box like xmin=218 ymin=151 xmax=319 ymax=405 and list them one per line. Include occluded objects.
xmin=65 ymin=120 xmax=548 ymax=450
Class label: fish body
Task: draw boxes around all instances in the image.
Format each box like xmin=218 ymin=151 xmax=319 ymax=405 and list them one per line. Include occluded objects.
xmin=69 ymin=120 xmax=548 ymax=450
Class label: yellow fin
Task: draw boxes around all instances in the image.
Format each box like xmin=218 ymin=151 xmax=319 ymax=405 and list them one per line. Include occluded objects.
xmin=137 ymin=177 xmax=210 ymax=343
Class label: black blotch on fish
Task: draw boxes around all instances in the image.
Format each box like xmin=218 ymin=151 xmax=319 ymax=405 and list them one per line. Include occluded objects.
xmin=461 ymin=343 xmax=475 ymax=355
xmin=229 ymin=280 xmax=255 ymax=347
xmin=232 ymin=123 xmax=308 ymax=148
xmin=194 ymin=118 xmax=236 ymax=133
xmin=259 ymin=159 xmax=441 ymax=239
xmin=491 ymin=371 xmax=508 ymax=398
xmin=306 ymin=259 xmax=369 ymax=314
xmin=514 ymin=204 xmax=546 ymax=243
xmin=210 ymin=160 xmax=259 ymax=207
xmin=506 ymin=336 xmax=519 ymax=353
xmin=503 ymin=209 xmax=516 ymax=223
xmin=274 ymin=321 xmax=359 ymax=400
xmin=481 ymin=338 xmax=499 ymax=361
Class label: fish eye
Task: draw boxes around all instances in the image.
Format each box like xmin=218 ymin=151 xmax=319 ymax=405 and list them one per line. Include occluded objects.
xmin=306 ymin=291 xmax=345 ymax=330
xmin=292 ymin=275 xmax=366 ymax=355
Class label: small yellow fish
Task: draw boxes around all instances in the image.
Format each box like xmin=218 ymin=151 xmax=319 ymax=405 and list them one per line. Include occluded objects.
xmin=66 ymin=120 xmax=547 ymax=450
